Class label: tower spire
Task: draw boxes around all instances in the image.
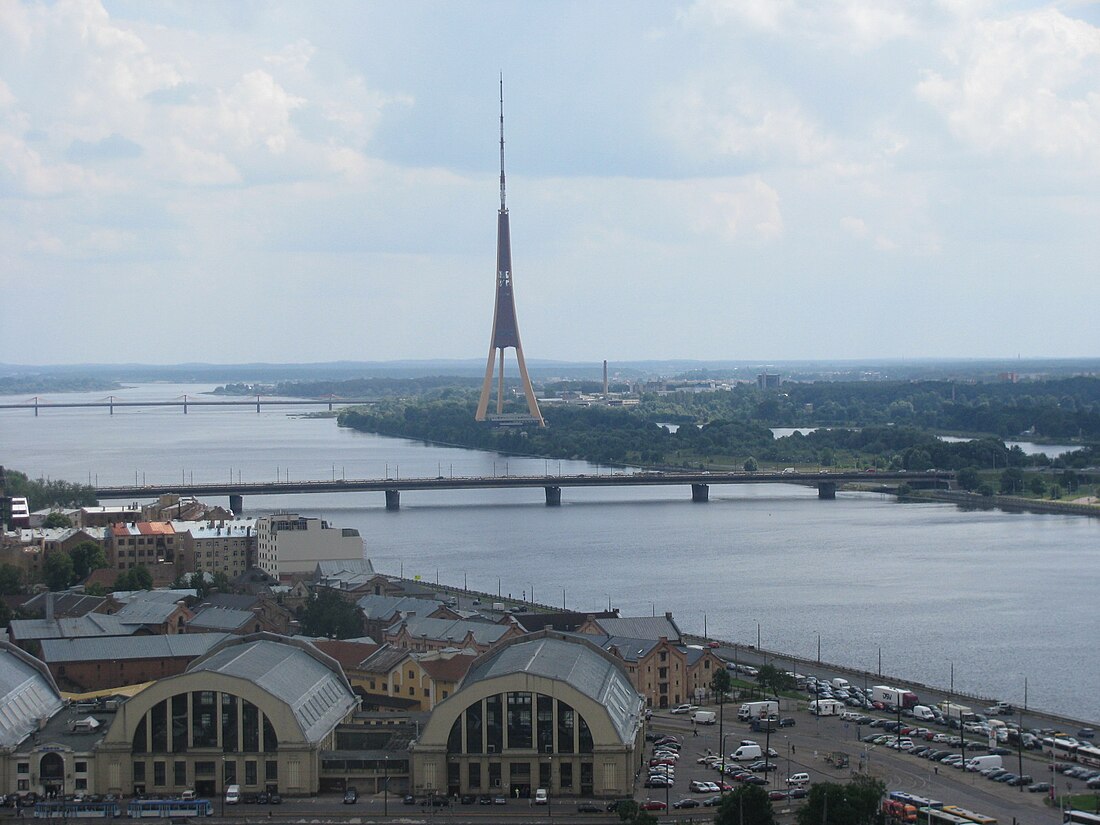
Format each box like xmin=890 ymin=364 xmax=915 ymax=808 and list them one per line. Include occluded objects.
xmin=499 ymin=74 xmax=506 ymax=212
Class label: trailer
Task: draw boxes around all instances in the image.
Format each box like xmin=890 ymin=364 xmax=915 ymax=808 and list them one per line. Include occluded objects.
xmin=737 ymin=700 xmax=778 ymax=721
xmin=871 ymin=685 xmax=919 ymax=709
xmin=809 ymin=699 xmax=844 ymax=716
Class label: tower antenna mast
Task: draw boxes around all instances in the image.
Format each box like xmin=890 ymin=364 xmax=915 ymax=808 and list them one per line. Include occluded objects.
xmin=499 ymin=75 xmax=506 ymax=211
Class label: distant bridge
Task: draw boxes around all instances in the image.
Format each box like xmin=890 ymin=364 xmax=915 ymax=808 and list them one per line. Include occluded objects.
xmin=0 ymin=396 xmax=374 ymax=414
xmin=94 ymin=470 xmax=952 ymax=511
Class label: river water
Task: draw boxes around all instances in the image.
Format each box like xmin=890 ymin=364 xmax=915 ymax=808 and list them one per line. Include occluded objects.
xmin=2 ymin=384 xmax=1098 ymax=722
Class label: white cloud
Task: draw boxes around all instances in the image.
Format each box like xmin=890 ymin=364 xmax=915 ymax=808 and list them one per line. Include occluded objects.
xmin=686 ymin=0 xmax=920 ymax=50
xmin=661 ymin=82 xmax=834 ymax=166
xmin=917 ymin=9 xmax=1100 ymax=163
xmin=840 ymin=216 xmax=868 ymax=237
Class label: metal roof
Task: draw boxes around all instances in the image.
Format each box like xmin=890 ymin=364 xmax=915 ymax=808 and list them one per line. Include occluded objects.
xmin=189 ymin=637 xmax=357 ymax=744
xmin=187 ymin=606 xmax=252 ymax=630
xmin=0 ymin=642 xmax=63 ymax=747
xmin=462 ymin=633 xmax=644 ymax=745
xmin=587 ymin=615 xmax=681 ymax=643
xmin=170 ymin=518 xmax=256 ymax=540
xmin=356 ymin=594 xmax=438 ymax=620
xmin=9 ymin=614 xmax=130 ymax=640
xmin=388 ymin=615 xmax=511 ymax=646
xmin=40 ymin=633 xmax=229 ymax=664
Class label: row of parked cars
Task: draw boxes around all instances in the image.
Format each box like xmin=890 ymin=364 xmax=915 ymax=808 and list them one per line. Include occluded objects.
xmin=1051 ymin=761 xmax=1100 ymax=790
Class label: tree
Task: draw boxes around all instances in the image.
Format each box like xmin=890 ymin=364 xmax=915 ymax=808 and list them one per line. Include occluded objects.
xmin=114 ymin=565 xmax=153 ymax=592
xmin=43 ymin=552 xmax=74 ymax=591
xmin=43 ymin=511 xmax=72 ymax=528
xmin=710 ymin=667 xmax=732 ymax=701
xmin=957 ymin=466 xmax=981 ymax=491
xmin=743 ymin=457 xmax=759 ymax=472
xmin=756 ymin=663 xmax=793 ymax=695
xmin=211 ymin=571 xmax=232 ymax=594
xmin=70 ymin=541 xmax=107 ymax=581
xmin=715 ymin=784 xmax=776 ymax=825
xmin=300 ymin=589 xmax=363 ymax=639
xmin=1029 ymin=476 xmax=1046 ymax=496
xmin=0 ymin=564 xmax=23 ymax=595
xmin=978 ymin=483 xmax=995 ymax=497
xmin=189 ymin=572 xmax=210 ymax=598
xmin=615 ymin=800 xmax=658 ymax=825
xmin=795 ymin=776 xmax=884 ymax=825
xmin=999 ymin=467 xmax=1024 ymax=494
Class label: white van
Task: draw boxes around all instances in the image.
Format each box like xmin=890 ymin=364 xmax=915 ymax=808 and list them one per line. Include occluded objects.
xmin=225 ymin=785 xmax=241 ymax=805
xmin=534 ymin=788 xmax=549 ymax=805
xmin=787 ymin=773 xmax=810 ymax=787
xmin=730 ymin=744 xmax=762 ymax=762
xmin=912 ymin=705 xmax=935 ymax=721
xmin=831 ymin=678 xmax=850 ymax=691
xmin=692 ymin=710 xmax=717 ymax=725
xmin=965 ymin=755 xmax=1003 ymax=772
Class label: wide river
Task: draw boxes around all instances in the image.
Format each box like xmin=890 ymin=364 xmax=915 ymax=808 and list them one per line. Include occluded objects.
xmin=2 ymin=384 xmax=1098 ymax=722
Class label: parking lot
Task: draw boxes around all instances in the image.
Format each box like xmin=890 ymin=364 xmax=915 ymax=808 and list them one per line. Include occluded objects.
xmin=640 ymin=696 xmax=1071 ymax=824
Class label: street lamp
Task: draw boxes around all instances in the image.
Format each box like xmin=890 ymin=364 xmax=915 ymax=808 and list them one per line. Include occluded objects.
xmin=384 ymin=755 xmax=389 ymax=816
xmin=816 ymin=632 xmax=821 ymax=664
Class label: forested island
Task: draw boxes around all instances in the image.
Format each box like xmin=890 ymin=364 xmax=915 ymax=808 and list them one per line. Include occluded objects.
xmin=337 ymin=378 xmax=1100 ymax=501
xmin=0 ymin=375 xmax=123 ymax=395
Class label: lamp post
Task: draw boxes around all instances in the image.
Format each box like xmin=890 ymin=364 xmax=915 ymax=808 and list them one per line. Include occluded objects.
xmin=816 ymin=632 xmax=821 ymax=664
xmin=384 ymin=756 xmax=389 ymax=817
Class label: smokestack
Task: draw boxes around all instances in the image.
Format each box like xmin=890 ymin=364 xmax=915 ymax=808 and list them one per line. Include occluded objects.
xmin=603 ymin=360 xmax=608 ymax=397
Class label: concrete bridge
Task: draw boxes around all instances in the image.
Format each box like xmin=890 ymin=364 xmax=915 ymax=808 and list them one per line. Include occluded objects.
xmin=94 ymin=470 xmax=951 ymax=512
xmin=0 ymin=396 xmax=374 ymax=414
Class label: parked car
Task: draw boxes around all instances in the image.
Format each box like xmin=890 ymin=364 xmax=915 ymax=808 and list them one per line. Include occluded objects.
xmin=268 ymin=794 xmax=282 ymax=805
xmin=779 ymin=717 xmax=796 ymax=727
xmin=641 ymin=800 xmax=667 ymax=811
xmin=703 ymin=796 xmax=723 ymax=807
xmin=342 ymin=787 xmax=358 ymax=805
xmin=673 ymin=799 xmax=701 ymax=809
xmin=577 ymin=802 xmax=601 ymax=813
xmin=1027 ymin=782 xmax=1052 ymax=793
xmin=670 ymin=704 xmax=698 ymax=714
xmin=492 ymin=794 xmax=507 ymax=805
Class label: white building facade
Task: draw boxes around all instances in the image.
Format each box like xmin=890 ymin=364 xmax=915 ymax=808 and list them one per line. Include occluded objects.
xmin=255 ymin=513 xmax=363 ymax=578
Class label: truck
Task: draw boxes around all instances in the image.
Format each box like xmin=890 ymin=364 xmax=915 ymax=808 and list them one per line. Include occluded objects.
xmin=831 ymin=678 xmax=850 ymax=691
xmin=809 ymin=699 xmax=844 ymax=716
xmin=871 ymin=685 xmax=919 ymax=709
xmin=751 ymin=717 xmax=778 ymax=733
xmin=737 ymin=700 xmax=778 ymax=721
xmin=939 ymin=701 xmax=975 ymax=723
xmin=692 ymin=710 xmax=716 ymax=725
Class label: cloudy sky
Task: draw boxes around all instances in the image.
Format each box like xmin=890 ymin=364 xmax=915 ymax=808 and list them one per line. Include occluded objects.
xmin=1 ymin=0 xmax=1098 ymax=365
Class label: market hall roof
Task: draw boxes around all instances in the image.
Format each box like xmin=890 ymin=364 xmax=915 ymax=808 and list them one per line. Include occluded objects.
xmin=187 ymin=633 xmax=357 ymax=744
xmin=0 ymin=640 xmax=64 ymax=747
xmin=461 ymin=631 xmax=644 ymax=745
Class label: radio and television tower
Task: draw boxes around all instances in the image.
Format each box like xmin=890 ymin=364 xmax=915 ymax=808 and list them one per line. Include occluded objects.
xmin=475 ymin=78 xmax=545 ymax=426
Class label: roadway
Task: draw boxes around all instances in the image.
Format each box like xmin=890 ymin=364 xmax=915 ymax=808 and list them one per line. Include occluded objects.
xmin=92 ymin=470 xmax=950 ymax=501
